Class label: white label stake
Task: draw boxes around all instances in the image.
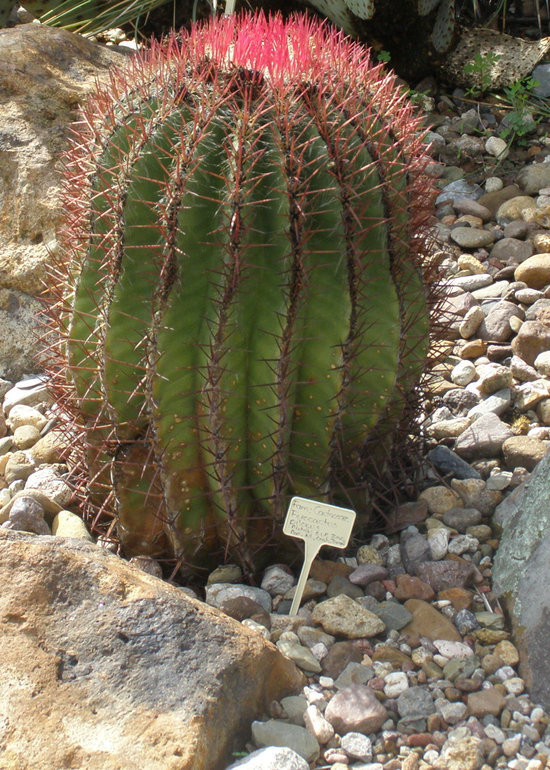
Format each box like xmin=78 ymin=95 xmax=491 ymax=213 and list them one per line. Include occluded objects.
xmin=283 ymin=496 xmax=356 ymax=617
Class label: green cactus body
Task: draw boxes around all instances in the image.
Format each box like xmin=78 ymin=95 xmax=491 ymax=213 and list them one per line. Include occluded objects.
xmin=48 ymin=13 xmax=437 ymax=573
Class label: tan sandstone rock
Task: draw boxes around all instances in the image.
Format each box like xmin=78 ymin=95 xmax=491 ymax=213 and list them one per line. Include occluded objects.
xmin=0 ymin=23 xmax=128 ymax=378
xmin=0 ymin=530 xmax=304 ymax=769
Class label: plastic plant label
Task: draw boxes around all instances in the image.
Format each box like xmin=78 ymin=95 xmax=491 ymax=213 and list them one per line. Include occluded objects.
xmin=283 ymin=496 xmax=356 ymax=616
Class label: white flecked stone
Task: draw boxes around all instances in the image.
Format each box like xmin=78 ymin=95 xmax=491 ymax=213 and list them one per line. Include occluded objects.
xmin=25 ymin=469 xmax=73 ymax=507
xmin=475 ymin=363 xmax=513 ymax=395
xmin=448 ymin=534 xmax=479 ymax=554
xmin=503 ymin=677 xmax=525 ymax=695
xmin=511 ymin=355 xmax=538 ymax=382
xmin=303 ymin=704 xmax=334 ymax=744
xmin=428 ymin=528 xmax=450 ymax=560
xmin=2 ymin=376 xmax=51 ymax=415
xmin=451 ymin=360 xmax=477 ymax=386
xmin=383 ymin=671 xmax=409 ymax=697
xmin=6 ymin=404 xmax=48 ymax=432
xmin=459 ymin=305 xmax=484 ymax=338
xmin=468 ymin=388 xmax=512 ymax=419
xmin=205 ymin=584 xmax=272 ymax=613
xmin=311 ymin=595 xmax=385 ymax=638
xmin=428 ymin=417 xmax=472 ymax=440
xmin=485 ymin=136 xmax=509 ymax=159
xmin=241 ymin=619 xmax=271 ymax=639
xmin=436 ymin=699 xmax=468 ymax=724
xmin=486 ymin=471 xmax=513 ymax=490
xmin=433 ymin=640 xmax=474 ymax=658
xmin=534 ymin=351 xmax=550 ymax=376
xmin=471 ymin=280 xmax=510 ymax=300
xmin=484 ymin=723 xmax=506 ymax=744
xmin=277 ymin=640 xmax=322 ymax=674
xmin=261 ymin=565 xmax=296 ymax=596
xmin=515 ymin=380 xmax=550 ymax=411
xmin=340 ymin=732 xmax=373 ymax=761
xmin=251 ymin=720 xmax=320 ymax=762
xmin=485 ymin=177 xmax=503 ymax=192
xmin=225 ymin=746 xmax=310 ymax=770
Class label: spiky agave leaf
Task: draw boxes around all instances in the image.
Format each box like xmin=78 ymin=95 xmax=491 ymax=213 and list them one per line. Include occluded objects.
xmin=13 ymin=0 xmax=170 ymax=35
xmin=44 ymin=12 xmax=439 ymax=575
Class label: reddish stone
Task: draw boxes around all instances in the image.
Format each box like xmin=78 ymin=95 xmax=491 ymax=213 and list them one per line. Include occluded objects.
xmin=348 ymin=563 xmax=388 ymax=586
xmin=324 ymin=684 xmax=388 ymax=734
xmin=386 ymin=500 xmax=429 ymax=534
xmin=394 ymin=574 xmax=435 ymax=601
xmin=321 ymin=641 xmax=363 ymax=679
xmin=407 ymin=733 xmax=436 ymax=748
xmin=310 ymin=559 xmax=353 ymax=583
xmin=438 ymin=587 xmax=474 ymax=611
xmin=415 ymin=560 xmax=476 ymax=592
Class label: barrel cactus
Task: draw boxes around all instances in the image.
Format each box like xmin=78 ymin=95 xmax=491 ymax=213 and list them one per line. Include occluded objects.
xmin=44 ymin=12 xmax=438 ymax=576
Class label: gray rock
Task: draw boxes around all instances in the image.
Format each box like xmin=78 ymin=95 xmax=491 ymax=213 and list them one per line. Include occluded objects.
xmin=503 ymin=219 xmax=529 ymax=239
xmin=511 ymin=355 xmax=538 ymax=382
xmin=453 ymin=199 xmax=492 ymax=221
xmin=442 ymin=388 xmax=481 ymax=415
xmin=396 ymin=685 xmax=436 ymax=718
xmin=280 ymin=695 xmax=308 ymax=725
xmin=348 ymin=563 xmax=388 ymax=586
xmin=427 ymin=445 xmax=481 ymax=480
xmin=277 ymin=640 xmax=322 ymax=674
xmin=0 ymin=530 xmax=303 ymax=769
xmin=512 ymin=320 xmax=550 ymax=366
xmin=400 ymin=533 xmax=431 ymax=574
xmin=442 ymin=507 xmax=482 ymax=532
xmin=493 ymin=450 xmax=550 ymax=713
xmin=450 ymin=227 xmax=495 ymax=249
xmin=5 ymin=494 xmax=50 ymax=535
xmin=436 ymin=179 xmax=484 ymax=206
xmin=226 ymin=746 xmax=309 ymax=770
xmin=454 ymin=412 xmax=514 ymax=460
xmin=467 ymin=388 xmax=512 ymax=419
xmin=205 ymin=583 xmax=272 ymax=613
xmin=478 ymin=301 xmax=524 ymax=342
xmin=334 ymin=661 xmax=374 ymax=690
xmin=326 ymin=575 xmax=364 ymax=599
xmin=489 ymin=237 xmax=534 ymax=264
xmin=261 ymin=565 xmax=296 ymax=596
xmin=251 ymin=720 xmax=319 ymax=762
xmin=340 ymin=731 xmax=373 ymax=761
xmin=446 ymin=274 xmax=493 ymax=293
xmin=525 ymin=297 xmax=550 ymax=321
xmin=517 ymin=160 xmax=550 ymax=193
xmin=372 ymin=600 xmax=413 ymax=631
xmin=0 ymin=24 xmax=127 ymax=380
xmin=454 ymin=608 xmax=480 ymax=635
xmin=2 ymin=375 xmax=52 ymax=415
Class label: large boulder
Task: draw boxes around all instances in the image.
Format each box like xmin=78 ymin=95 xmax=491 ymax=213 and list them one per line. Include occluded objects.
xmin=0 ymin=530 xmax=304 ymax=768
xmin=0 ymin=23 xmax=128 ymax=379
xmin=493 ymin=451 xmax=550 ymax=710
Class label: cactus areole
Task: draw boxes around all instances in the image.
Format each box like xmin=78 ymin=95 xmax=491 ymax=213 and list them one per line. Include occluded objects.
xmin=45 ymin=12 xmax=437 ymax=575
